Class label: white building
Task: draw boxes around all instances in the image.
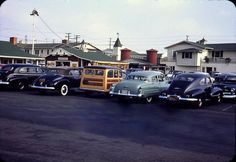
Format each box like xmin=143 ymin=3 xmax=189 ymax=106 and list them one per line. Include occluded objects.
xmin=161 ymin=39 xmax=236 ymax=73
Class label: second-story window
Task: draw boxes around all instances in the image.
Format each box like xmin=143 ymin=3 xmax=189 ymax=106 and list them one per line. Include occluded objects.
xmin=212 ymin=51 xmax=223 ymax=58
xmin=35 ymin=50 xmax=39 ymax=55
xmin=182 ymin=52 xmax=192 ymax=59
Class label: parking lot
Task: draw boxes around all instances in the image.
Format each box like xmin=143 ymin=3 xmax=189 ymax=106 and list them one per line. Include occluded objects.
xmin=0 ymin=90 xmax=235 ymax=162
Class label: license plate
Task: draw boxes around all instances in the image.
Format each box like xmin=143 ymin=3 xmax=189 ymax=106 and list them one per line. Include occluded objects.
xmin=121 ymin=89 xmax=128 ymax=94
xmin=168 ymin=96 xmax=179 ymax=101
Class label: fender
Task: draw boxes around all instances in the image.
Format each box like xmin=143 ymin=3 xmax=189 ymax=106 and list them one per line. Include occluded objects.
xmin=54 ymin=79 xmax=70 ymax=87
xmin=211 ymin=87 xmax=222 ymax=96
xmin=186 ymin=89 xmax=205 ymax=97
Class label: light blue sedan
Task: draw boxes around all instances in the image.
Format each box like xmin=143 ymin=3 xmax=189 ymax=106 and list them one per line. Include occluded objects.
xmin=109 ymin=71 xmax=170 ymax=103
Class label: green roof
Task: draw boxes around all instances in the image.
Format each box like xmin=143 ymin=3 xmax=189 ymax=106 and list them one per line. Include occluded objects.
xmin=0 ymin=41 xmax=42 ymax=59
xmin=62 ymin=47 xmax=117 ymax=62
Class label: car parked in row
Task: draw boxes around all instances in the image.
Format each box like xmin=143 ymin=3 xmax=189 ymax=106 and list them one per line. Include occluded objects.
xmin=110 ymin=70 xmax=170 ymax=103
xmin=159 ymin=72 xmax=222 ymax=108
xmin=214 ymin=73 xmax=236 ymax=101
xmin=30 ymin=67 xmax=83 ymax=96
xmin=0 ymin=64 xmax=46 ymax=90
xmin=80 ymin=66 xmax=124 ymax=94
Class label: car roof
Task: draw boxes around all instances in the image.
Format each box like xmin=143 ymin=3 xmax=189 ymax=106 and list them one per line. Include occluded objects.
xmin=84 ymin=65 xmax=120 ymax=70
xmin=178 ymin=72 xmax=210 ymax=78
xmin=128 ymin=70 xmax=163 ymax=77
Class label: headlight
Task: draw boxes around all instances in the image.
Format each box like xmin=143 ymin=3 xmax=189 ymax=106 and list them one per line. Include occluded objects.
xmin=161 ymin=92 xmax=167 ymax=96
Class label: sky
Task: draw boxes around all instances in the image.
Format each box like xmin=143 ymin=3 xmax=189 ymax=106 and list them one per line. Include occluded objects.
xmin=0 ymin=0 xmax=235 ymax=54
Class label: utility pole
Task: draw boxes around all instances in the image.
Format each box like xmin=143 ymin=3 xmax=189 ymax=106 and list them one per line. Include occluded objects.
xmin=65 ymin=33 xmax=71 ymax=43
xmin=109 ymin=38 xmax=112 ymax=49
xmin=30 ymin=9 xmax=39 ymax=55
xmin=75 ymin=34 xmax=80 ymax=43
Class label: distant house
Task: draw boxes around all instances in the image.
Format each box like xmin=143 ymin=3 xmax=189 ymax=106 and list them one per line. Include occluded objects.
xmin=161 ymin=39 xmax=236 ymax=73
xmin=0 ymin=39 xmax=44 ymax=65
xmin=45 ymin=46 xmax=129 ymax=70
xmin=18 ymin=39 xmax=102 ymax=58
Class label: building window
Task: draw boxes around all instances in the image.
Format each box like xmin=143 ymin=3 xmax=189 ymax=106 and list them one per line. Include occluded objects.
xmin=182 ymin=52 xmax=192 ymax=59
xmin=25 ymin=50 xmax=29 ymax=53
xmin=202 ymin=67 xmax=205 ymax=72
xmin=47 ymin=50 xmax=49 ymax=55
xmin=41 ymin=49 xmax=44 ymax=53
xmin=35 ymin=50 xmax=39 ymax=55
xmin=212 ymin=51 xmax=223 ymax=58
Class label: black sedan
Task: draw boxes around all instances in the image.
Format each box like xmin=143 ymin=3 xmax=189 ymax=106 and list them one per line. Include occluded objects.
xmin=214 ymin=73 xmax=236 ymax=101
xmin=30 ymin=67 xmax=83 ymax=96
xmin=159 ymin=72 xmax=222 ymax=108
xmin=0 ymin=64 xmax=45 ymax=90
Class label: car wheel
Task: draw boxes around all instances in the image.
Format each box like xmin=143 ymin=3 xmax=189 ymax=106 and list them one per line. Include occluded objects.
xmin=146 ymin=96 xmax=153 ymax=103
xmin=59 ymin=84 xmax=69 ymax=96
xmin=215 ymin=94 xmax=221 ymax=103
xmin=16 ymin=81 xmax=26 ymax=90
xmin=38 ymin=89 xmax=46 ymax=95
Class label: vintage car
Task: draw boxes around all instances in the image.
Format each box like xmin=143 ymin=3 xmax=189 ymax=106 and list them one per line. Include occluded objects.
xmin=0 ymin=64 xmax=45 ymax=90
xmin=80 ymin=66 xmax=124 ymax=93
xmin=213 ymin=73 xmax=236 ymax=100
xmin=159 ymin=73 xmax=222 ymax=108
xmin=30 ymin=67 xmax=83 ymax=96
xmin=109 ymin=71 xmax=170 ymax=103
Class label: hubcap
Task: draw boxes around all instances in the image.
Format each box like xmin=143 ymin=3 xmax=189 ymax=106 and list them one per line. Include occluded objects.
xmin=146 ymin=96 xmax=153 ymax=103
xmin=18 ymin=82 xmax=25 ymax=90
xmin=61 ymin=85 xmax=68 ymax=96
xmin=198 ymin=98 xmax=202 ymax=108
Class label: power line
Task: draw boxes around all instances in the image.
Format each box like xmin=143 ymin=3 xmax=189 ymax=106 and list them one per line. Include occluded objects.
xmin=38 ymin=15 xmax=63 ymax=40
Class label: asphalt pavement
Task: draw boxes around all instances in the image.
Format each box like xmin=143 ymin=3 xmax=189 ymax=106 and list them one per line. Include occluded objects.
xmin=0 ymin=90 xmax=235 ymax=162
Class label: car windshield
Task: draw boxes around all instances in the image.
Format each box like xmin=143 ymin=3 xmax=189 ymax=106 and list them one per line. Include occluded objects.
xmin=225 ymin=76 xmax=236 ymax=83
xmin=174 ymin=76 xmax=195 ymax=82
xmin=127 ymin=75 xmax=149 ymax=82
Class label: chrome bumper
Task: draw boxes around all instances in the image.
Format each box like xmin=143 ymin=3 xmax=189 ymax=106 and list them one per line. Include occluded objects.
xmin=222 ymin=92 xmax=236 ymax=99
xmin=159 ymin=95 xmax=198 ymax=102
xmin=110 ymin=91 xmax=142 ymax=97
xmin=0 ymin=81 xmax=9 ymax=85
xmin=30 ymin=85 xmax=55 ymax=90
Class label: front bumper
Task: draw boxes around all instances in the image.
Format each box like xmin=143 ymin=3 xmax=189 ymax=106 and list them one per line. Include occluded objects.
xmin=159 ymin=95 xmax=198 ymax=102
xmin=30 ymin=85 xmax=55 ymax=90
xmin=0 ymin=81 xmax=9 ymax=85
xmin=222 ymin=92 xmax=236 ymax=99
xmin=110 ymin=91 xmax=142 ymax=97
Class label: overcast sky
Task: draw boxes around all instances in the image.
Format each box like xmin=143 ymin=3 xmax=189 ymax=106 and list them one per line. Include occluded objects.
xmin=0 ymin=0 xmax=235 ymax=53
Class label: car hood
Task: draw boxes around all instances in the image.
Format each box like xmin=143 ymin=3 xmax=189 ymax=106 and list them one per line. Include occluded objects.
xmin=168 ymin=80 xmax=192 ymax=95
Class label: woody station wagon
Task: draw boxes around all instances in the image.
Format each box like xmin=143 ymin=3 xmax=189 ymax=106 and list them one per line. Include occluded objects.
xmin=80 ymin=66 xmax=124 ymax=93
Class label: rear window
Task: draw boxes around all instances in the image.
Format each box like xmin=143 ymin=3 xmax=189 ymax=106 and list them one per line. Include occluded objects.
xmin=175 ymin=76 xmax=195 ymax=82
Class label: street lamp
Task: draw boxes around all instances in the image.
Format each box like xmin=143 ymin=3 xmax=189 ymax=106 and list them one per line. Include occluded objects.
xmin=30 ymin=9 xmax=39 ymax=55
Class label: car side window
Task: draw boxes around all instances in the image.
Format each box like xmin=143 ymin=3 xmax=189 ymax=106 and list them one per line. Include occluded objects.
xmin=158 ymin=75 xmax=164 ymax=82
xmin=206 ymin=77 xmax=211 ymax=85
xmin=199 ymin=78 xmax=205 ymax=85
xmin=28 ymin=67 xmax=37 ymax=73
xmin=152 ymin=76 xmax=158 ymax=82
xmin=114 ymin=70 xmax=119 ymax=78
xmin=19 ymin=67 xmax=28 ymax=73
xmin=107 ymin=70 xmax=113 ymax=78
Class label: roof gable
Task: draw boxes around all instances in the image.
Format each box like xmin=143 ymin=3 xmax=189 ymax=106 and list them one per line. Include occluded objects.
xmin=165 ymin=40 xmax=212 ymax=50
xmin=61 ymin=47 xmax=116 ymax=62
